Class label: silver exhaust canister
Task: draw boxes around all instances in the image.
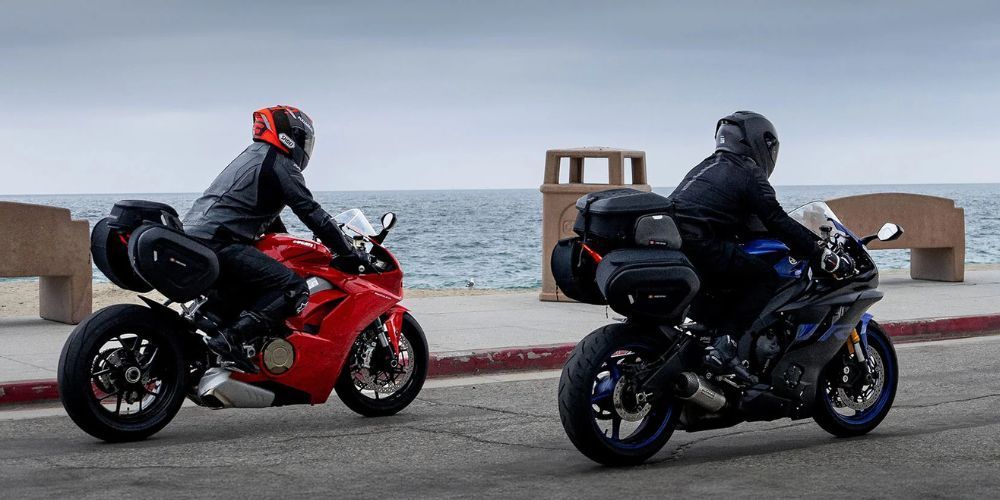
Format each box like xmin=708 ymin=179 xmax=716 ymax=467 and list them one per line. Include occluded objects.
xmin=673 ymin=372 xmax=727 ymax=412
xmin=197 ymin=368 xmax=275 ymax=409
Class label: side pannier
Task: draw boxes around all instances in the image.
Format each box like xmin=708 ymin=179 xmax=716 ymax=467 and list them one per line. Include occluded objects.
xmin=127 ymin=224 xmax=219 ymax=303
xmin=91 ymin=200 xmax=183 ymax=292
xmin=550 ymin=237 xmax=606 ymax=304
xmin=595 ymin=248 xmax=699 ymax=322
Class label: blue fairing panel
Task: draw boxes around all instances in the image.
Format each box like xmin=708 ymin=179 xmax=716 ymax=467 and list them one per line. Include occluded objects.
xmin=743 ymin=239 xmax=805 ymax=278
xmin=774 ymin=258 xmax=807 ymax=279
xmin=743 ymin=239 xmax=790 ymax=256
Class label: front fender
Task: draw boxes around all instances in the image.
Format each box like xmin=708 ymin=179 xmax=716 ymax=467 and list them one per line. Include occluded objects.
xmin=384 ymin=305 xmax=410 ymax=354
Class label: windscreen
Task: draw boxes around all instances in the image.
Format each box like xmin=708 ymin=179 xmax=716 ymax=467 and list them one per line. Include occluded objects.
xmin=789 ymin=201 xmax=850 ymax=239
xmin=334 ymin=209 xmax=377 ymax=237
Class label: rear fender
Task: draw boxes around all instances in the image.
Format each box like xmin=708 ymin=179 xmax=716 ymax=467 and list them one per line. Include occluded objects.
xmin=640 ymin=332 xmax=701 ymax=393
xmin=137 ymin=296 xmax=203 ymax=356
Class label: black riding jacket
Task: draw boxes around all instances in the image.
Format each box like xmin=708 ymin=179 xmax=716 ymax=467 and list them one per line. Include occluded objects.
xmin=183 ymin=142 xmax=353 ymax=255
xmin=668 ymin=151 xmax=819 ymax=258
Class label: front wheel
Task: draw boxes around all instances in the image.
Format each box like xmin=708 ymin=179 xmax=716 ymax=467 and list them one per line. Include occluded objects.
xmin=57 ymin=304 xmax=188 ymax=442
xmin=335 ymin=313 xmax=428 ymax=417
xmin=814 ymin=320 xmax=898 ymax=437
xmin=558 ymin=323 xmax=680 ymax=466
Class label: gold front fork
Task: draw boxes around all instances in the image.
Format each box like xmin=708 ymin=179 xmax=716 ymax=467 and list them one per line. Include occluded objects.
xmin=846 ymin=329 xmax=866 ymax=362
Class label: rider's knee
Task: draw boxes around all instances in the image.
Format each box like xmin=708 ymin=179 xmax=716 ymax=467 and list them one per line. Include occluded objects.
xmin=283 ymin=278 xmax=310 ymax=316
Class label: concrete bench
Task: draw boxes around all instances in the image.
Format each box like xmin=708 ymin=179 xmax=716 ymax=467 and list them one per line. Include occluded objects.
xmin=826 ymin=193 xmax=965 ymax=282
xmin=0 ymin=202 xmax=92 ymax=323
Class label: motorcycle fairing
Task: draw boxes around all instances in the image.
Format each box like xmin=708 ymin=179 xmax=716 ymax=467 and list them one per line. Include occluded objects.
xmin=220 ymin=234 xmax=407 ymax=405
xmin=768 ymin=289 xmax=883 ymax=406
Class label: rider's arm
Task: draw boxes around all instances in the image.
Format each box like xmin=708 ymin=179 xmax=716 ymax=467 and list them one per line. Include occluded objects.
xmin=271 ymin=159 xmax=355 ymax=256
xmin=745 ymin=167 xmax=820 ymax=259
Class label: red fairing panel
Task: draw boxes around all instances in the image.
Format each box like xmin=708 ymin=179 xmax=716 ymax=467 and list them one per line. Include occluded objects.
xmin=228 ymin=234 xmax=407 ymax=404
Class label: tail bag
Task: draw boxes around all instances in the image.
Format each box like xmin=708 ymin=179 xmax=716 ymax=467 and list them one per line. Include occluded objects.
xmin=551 ymin=188 xmax=697 ymax=319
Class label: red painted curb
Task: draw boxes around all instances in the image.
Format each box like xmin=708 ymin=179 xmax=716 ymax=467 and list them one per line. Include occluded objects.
xmin=429 ymin=343 xmax=576 ymax=378
xmin=4 ymin=314 xmax=1000 ymax=406
xmin=0 ymin=379 xmax=59 ymax=405
xmin=883 ymin=315 xmax=1000 ymax=341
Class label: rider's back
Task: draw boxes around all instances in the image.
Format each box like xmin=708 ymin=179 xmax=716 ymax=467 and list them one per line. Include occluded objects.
xmin=184 ymin=142 xmax=292 ymax=242
xmin=669 ymin=151 xmax=763 ymax=243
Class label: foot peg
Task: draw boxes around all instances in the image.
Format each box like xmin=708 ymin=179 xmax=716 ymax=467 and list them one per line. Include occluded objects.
xmin=203 ymin=335 xmax=260 ymax=374
xmin=704 ymin=335 xmax=758 ymax=385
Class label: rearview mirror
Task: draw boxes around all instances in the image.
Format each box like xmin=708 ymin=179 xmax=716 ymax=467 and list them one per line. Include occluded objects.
xmin=877 ymin=223 xmax=903 ymax=242
xmin=381 ymin=212 xmax=397 ymax=232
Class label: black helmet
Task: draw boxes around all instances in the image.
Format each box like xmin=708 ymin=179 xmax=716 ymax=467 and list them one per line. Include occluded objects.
xmin=252 ymin=105 xmax=316 ymax=170
xmin=714 ymin=111 xmax=779 ymax=177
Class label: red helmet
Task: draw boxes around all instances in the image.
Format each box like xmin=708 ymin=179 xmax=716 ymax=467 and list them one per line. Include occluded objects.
xmin=252 ymin=105 xmax=315 ymax=169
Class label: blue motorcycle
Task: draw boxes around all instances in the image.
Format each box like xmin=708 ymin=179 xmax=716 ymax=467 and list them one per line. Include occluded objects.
xmin=552 ymin=189 xmax=904 ymax=466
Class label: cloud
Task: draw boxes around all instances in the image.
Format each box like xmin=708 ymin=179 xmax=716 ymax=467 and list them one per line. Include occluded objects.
xmin=0 ymin=0 xmax=998 ymax=193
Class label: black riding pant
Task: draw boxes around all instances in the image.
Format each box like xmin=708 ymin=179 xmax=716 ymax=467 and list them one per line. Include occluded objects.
xmin=683 ymin=239 xmax=780 ymax=334
xmin=206 ymin=242 xmax=310 ymax=326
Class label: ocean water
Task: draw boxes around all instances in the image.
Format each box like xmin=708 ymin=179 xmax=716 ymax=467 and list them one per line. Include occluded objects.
xmin=2 ymin=184 xmax=997 ymax=289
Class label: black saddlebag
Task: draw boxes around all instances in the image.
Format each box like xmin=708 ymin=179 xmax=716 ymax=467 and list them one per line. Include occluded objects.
xmin=595 ymin=248 xmax=700 ymax=322
xmin=127 ymin=224 xmax=219 ymax=302
xmin=573 ymin=189 xmax=673 ymax=246
xmin=91 ymin=200 xmax=183 ymax=292
xmin=550 ymin=237 xmax=606 ymax=304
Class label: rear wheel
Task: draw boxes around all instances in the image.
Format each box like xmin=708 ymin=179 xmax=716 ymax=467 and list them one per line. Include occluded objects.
xmin=335 ymin=314 xmax=428 ymax=417
xmin=57 ymin=305 xmax=187 ymax=442
xmin=558 ymin=323 xmax=680 ymax=466
xmin=814 ymin=320 xmax=898 ymax=437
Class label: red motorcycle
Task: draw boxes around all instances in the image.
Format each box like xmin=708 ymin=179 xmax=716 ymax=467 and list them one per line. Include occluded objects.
xmin=58 ymin=201 xmax=428 ymax=442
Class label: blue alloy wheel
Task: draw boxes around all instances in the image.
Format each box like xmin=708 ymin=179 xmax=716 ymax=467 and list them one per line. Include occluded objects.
xmin=814 ymin=320 xmax=898 ymax=437
xmin=589 ymin=344 xmax=674 ymax=450
xmin=559 ymin=324 xmax=680 ymax=466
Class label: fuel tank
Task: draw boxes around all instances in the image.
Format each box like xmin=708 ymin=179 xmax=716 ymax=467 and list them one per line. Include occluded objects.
xmin=256 ymin=234 xmax=332 ymax=267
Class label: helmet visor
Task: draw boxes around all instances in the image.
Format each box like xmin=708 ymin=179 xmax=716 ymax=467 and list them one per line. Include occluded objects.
xmin=766 ymin=136 xmax=779 ymax=164
xmin=302 ymin=133 xmax=315 ymax=159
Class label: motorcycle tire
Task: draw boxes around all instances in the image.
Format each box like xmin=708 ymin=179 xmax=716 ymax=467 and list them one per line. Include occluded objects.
xmin=58 ymin=304 xmax=187 ymax=442
xmin=335 ymin=313 xmax=428 ymax=417
xmin=813 ymin=320 xmax=898 ymax=438
xmin=558 ymin=323 xmax=681 ymax=466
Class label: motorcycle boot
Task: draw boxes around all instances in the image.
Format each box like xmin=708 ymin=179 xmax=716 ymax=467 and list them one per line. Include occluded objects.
xmin=703 ymin=334 xmax=758 ymax=385
xmin=205 ymin=311 xmax=269 ymax=374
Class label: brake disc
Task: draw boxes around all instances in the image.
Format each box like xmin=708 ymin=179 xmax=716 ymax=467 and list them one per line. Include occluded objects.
xmin=837 ymin=346 xmax=885 ymax=411
xmin=352 ymin=333 xmax=415 ymax=394
xmin=613 ymin=378 xmax=652 ymax=422
xmin=91 ymin=348 xmax=124 ymax=394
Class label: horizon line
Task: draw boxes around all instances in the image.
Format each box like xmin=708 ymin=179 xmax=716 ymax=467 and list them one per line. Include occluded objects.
xmin=2 ymin=181 xmax=998 ymax=197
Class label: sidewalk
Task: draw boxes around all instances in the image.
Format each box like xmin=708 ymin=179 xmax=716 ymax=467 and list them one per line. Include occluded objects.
xmin=2 ymin=268 xmax=1000 ymax=389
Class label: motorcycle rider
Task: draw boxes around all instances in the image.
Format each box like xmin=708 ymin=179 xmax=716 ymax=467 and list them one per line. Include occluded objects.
xmin=668 ymin=111 xmax=846 ymax=381
xmin=183 ymin=105 xmax=369 ymax=373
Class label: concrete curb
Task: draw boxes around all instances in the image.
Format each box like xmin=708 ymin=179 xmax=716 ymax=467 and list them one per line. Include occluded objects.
xmin=4 ymin=314 xmax=1000 ymax=407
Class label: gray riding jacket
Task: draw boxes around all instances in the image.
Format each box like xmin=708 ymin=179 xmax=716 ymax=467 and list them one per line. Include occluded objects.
xmin=183 ymin=142 xmax=353 ymax=255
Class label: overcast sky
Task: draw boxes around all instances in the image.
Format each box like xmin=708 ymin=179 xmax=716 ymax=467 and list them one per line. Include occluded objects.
xmin=0 ymin=1 xmax=997 ymax=194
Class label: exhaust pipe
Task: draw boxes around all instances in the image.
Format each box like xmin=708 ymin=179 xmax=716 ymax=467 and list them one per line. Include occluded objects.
xmin=673 ymin=372 xmax=726 ymax=412
xmin=197 ymin=368 xmax=275 ymax=409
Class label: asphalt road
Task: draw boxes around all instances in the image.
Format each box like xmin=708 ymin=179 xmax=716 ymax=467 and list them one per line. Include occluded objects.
xmin=2 ymin=335 xmax=1000 ymax=499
